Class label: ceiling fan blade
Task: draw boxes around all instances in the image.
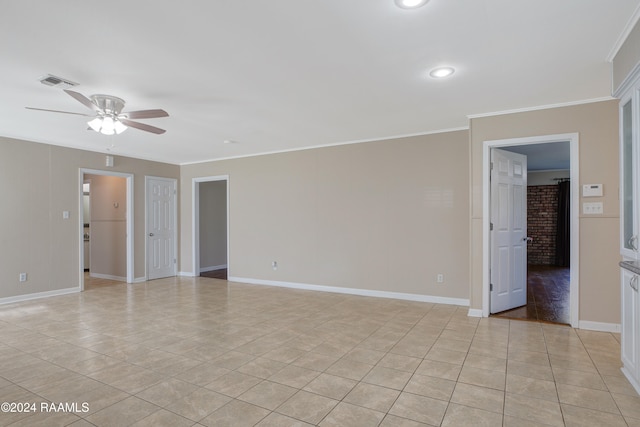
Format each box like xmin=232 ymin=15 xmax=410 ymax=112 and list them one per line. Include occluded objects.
xmin=124 ymin=109 xmax=169 ymax=119
xmin=64 ymin=89 xmax=102 ymax=113
xmin=119 ymin=118 xmax=166 ymax=134
xmin=25 ymin=107 xmax=91 ymax=116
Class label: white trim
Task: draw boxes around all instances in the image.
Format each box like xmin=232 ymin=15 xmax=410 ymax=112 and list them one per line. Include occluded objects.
xmin=528 ymin=168 xmax=571 ymax=173
xmin=468 ymin=97 xmax=613 ymax=120
xmin=193 ymin=176 xmax=230 ymax=278
xmin=622 ymin=367 xmax=640 ymax=395
xmin=229 ymin=276 xmax=470 ymax=307
xmin=145 ymin=176 xmax=178 ymax=280
xmin=467 ymin=309 xmax=483 ymax=317
xmin=0 ymin=287 xmax=80 ymax=305
xmin=606 ymin=3 xmax=640 ymax=63
xmin=200 ymin=264 xmax=228 ymax=273
xmin=79 ymin=168 xmax=134 ymax=289
xmin=180 ymin=127 xmax=470 ymax=166
xmin=1 ymin=126 xmax=469 ymax=167
xmin=0 ymin=133 xmax=174 ymax=165
xmin=178 ymin=271 xmax=198 ymax=277
xmin=133 ymin=277 xmax=147 ymax=283
xmin=578 ymin=321 xmax=621 ymax=333
xmin=613 ymin=61 xmax=640 ymax=99
xmin=482 ymin=133 xmax=580 ymax=328
xmin=89 ymin=273 xmax=127 ymax=282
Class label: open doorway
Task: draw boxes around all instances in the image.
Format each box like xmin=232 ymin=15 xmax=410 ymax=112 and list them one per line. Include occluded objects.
xmin=492 ymin=143 xmax=571 ymax=324
xmin=79 ymin=169 xmax=134 ymax=290
xmin=482 ymin=133 xmax=579 ymax=327
xmin=192 ymin=176 xmax=229 ymax=279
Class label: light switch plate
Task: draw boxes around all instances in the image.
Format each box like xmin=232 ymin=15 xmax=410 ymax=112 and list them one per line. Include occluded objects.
xmin=583 ymin=202 xmax=603 ymax=214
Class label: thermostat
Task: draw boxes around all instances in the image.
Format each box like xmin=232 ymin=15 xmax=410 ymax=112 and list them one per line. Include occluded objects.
xmin=582 ymin=184 xmax=603 ymax=197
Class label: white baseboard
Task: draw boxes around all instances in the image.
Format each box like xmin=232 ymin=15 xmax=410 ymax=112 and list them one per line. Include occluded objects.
xmin=90 ymin=273 xmax=126 ymax=282
xmin=228 ymin=276 xmax=470 ymax=307
xmin=178 ymin=271 xmax=197 ymax=277
xmin=578 ymin=320 xmax=621 ymax=333
xmin=622 ymin=366 xmax=640 ymax=395
xmin=200 ymin=264 xmax=227 ymax=273
xmin=0 ymin=287 xmax=80 ymax=305
xmin=467 ymin=309 xmax=483 ymax=317
xmin=133 ymin=277 xmax=147 ymax=283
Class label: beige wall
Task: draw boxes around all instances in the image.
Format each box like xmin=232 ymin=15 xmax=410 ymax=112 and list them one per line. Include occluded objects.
xmin=181 ymin=131 xmax=471 ymax=301
xmin=87 ymin=174 xmax=127 ymax=279
xmin=199 ymin=180 xmax=227 ymax=270
xmin=613 ymin=18 xmax=640 ymax=95
xmin=0 ymin=136 xmax=179 ymax=300
xmin=470 ymin=100 xmax=620 ymax=324
xmin=0 ymin=100 xmax=623 ymax=327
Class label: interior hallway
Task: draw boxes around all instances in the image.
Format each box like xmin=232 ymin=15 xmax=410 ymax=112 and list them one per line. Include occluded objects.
xmin=200 ymin=269 xmax=228 ymax=280
xmin=0 ymin=275 xmax=637 ymax=426
xmin=84 ymin=273 xmax=125 ymax=291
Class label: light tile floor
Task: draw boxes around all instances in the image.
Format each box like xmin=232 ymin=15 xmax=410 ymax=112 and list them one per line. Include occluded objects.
xmin=0 ymin=276 xmax=639 ymax=426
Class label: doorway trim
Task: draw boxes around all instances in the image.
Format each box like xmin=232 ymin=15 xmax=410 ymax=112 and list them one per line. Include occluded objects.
xmin=192 ymin=175 xmax=230 ymax=277
xmin=79 ymin=168 xmax=134 ymax=289
xmin=482 ymin=133 xmax=580 ymax=327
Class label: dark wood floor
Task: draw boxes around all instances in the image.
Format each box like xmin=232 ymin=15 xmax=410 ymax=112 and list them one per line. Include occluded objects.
xmin=493 ymin=264 xmax=570 ymax=325
xmin=200 ymin=268 xmax=228 ymax=280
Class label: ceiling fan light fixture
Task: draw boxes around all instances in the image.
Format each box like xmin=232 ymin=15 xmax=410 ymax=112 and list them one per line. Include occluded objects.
xmin=30 ymin=89 xmax=167 ymax=135
xmin=395 ymin=0 xmax=429 ymax=9
xmin=114 ymin=120 xmax=127 ymax=134
xmin=88 ymin=117 xmax=102 ymax=132
xmin=101 ymin=117 xmax=116 ymax=134
xmin=88 ymin=116 xmax=128 ymax=135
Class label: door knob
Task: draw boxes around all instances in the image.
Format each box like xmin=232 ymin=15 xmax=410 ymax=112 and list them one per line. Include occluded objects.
xmin=523 ymin=237 xmax=533 ymax=243
xmin=149 ymin=233 xmax=154 ymax=237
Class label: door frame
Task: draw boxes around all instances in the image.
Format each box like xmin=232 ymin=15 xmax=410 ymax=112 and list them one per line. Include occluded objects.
xmin=145 ymin=176 xmax=178 ymax=280
xmin=79 ymin=168 xmax=134 ymax=289
xmin=192 ymin=175 xmax=230 ymax=277
xmin=482 ymin=133 xmax=580 ymax=327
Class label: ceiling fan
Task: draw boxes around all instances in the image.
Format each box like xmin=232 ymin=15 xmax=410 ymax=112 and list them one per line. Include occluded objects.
xmin=26 ymin=89 xmax=168 ymax=135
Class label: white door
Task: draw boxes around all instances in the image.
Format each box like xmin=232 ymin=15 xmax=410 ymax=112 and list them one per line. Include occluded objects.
xmin=490 ymin=148 xmax=528 ymax=313
xmin=147 ymin=177 xmax=177 ymax=280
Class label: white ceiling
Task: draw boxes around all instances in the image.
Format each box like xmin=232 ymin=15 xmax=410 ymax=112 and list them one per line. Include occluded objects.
xmin=1 ymin=1 xmax=639 ymax=165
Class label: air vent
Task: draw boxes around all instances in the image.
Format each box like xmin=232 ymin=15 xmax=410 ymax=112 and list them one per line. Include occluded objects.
xmin=38 ymin=74 xmax=79 ymax=89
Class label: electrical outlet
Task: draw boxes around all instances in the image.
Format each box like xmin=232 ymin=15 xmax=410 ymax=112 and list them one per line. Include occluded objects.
xmin=272 ymin=261 xmax=278 ymax=271
xmin=437 ymin=274 xmax=444 ymax=283
xmin=19 ymin=273 xmax=27 ymax=282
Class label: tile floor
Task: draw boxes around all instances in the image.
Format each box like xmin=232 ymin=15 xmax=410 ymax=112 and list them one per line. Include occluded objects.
xmin=0 ymin=275 xmax=638 ymax=426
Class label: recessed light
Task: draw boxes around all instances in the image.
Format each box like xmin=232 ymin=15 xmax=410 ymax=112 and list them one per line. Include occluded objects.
xmin=223 ymin=139 xmax=237 ymax=144
xmin=394 ymin=0 xmax=429 ymax=9
xmin=429 ymin=67 xmax=455 ymax=78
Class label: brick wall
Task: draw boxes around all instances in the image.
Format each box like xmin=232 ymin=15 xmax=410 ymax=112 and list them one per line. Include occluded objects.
xmin=528 ymin=185 xmax=557 ymax=265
